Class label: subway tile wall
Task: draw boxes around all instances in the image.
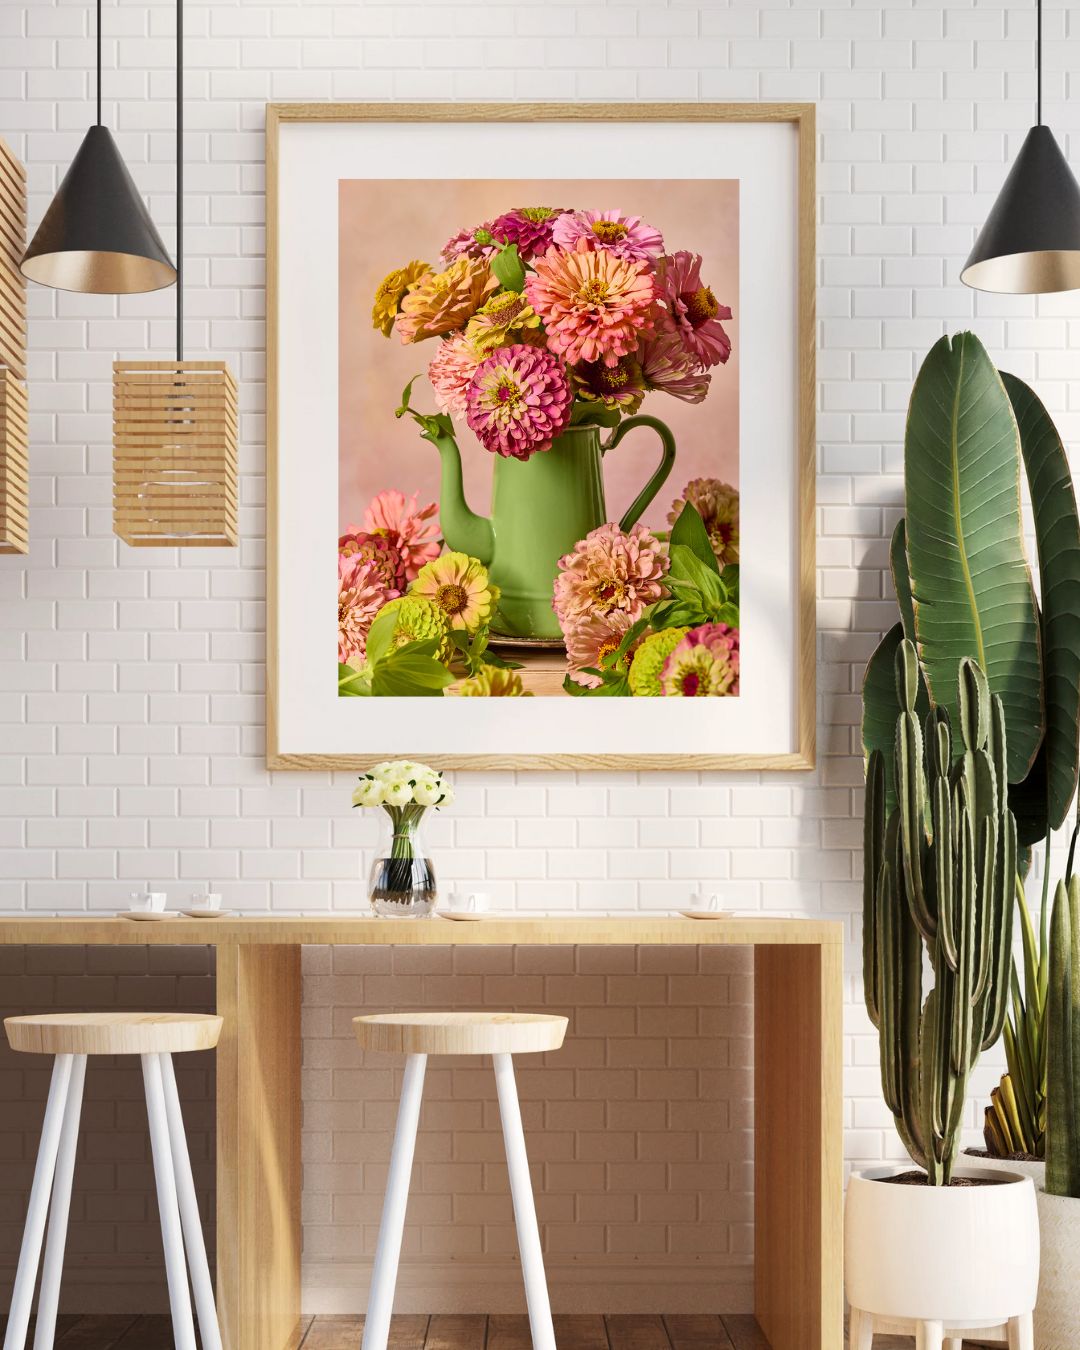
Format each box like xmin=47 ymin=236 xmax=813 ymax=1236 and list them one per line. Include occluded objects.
xmin=1 ymin=0 xmax=1076 ymax=1314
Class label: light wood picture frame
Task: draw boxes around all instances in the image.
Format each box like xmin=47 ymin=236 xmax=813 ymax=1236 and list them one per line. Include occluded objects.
xmin=266 ymin=103 xmax=816 ymax=771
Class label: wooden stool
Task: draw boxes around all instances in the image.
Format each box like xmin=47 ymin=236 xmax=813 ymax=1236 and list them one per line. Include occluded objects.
xmin=2 ymin=1013 xmax=224 ymax=1350
xmin=354 ymin=1012 xmax=568 ymax=1350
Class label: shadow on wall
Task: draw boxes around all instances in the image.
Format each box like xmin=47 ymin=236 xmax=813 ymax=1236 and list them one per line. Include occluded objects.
xmin=0 ymin=945 xmax=217 ymax=1315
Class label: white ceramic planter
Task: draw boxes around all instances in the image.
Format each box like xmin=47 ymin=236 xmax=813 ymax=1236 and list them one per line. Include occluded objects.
xmin=845 ymin=1166 xmax=1040 ymax=1347
xmin=963 ymin=1154 xmax=1080 ymax=1349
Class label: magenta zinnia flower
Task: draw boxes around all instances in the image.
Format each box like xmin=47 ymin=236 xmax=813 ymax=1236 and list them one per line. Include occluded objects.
xmin=656 ymin=252 xmax=733 ymax=369
xmin=526 ymin=241 xmax=657 ymax=368
xmin=488 ymin=207 xmax=568 ymax=261
xmin=639 ymin=333 xmax=711 ymax=404
xmin=660 ymin=623 xmax=740 ymax=697
xmin=554 ymin=522 xmax=668 ymax=626
xmin=428 ymin=333 xmax=481 ymax=419
xmin=465 ymin=344 xmax=573 ymax=461
xmin=338 ymin=552 xmax=394 ymax=666
xmin=362 ymin=490 xmax=441 ymax=583
xmin=562 ymin=609 xmax=640 ymax=689
xmin=552 ymin=210 xmax=664 ymax=263
xmin=571 ymin=353 xmax=644 ymax=413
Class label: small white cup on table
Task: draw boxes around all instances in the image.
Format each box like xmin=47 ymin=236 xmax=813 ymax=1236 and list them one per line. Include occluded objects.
xmin=448 ymin=891 xmax=491 ymax=914
xmin=128 ymin=891 xmax=167 ymax=914
xmin=689 ymin=890 xmax=726 ymax=914
xmin=190 ymin=892 xmax=222 ymax=912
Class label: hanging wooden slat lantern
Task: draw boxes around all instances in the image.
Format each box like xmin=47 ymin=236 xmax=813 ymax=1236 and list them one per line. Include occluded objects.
xmin=0 ymin=134 xmax=28 ymax=555
xmin=112 ymin=359 xmax=238 ymax=546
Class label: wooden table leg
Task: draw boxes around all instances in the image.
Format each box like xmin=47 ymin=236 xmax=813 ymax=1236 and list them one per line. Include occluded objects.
xmin=216 ymin=942 xmax=303 ymax=1350
xmin=753 ymin=942 xmax=843 ymax=1350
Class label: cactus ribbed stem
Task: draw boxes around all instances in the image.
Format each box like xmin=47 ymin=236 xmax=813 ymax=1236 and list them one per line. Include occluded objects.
xmin=863 ymin=641 xmax=1015 ymax=1185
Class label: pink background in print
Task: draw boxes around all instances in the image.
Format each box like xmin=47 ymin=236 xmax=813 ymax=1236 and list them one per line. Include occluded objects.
xmin=338 ymin=179 xmax=739 ymax=536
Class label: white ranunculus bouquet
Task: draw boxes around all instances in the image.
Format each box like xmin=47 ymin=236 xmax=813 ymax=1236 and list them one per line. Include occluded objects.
xmin=352 ymin=761 xmax=453 ymax=917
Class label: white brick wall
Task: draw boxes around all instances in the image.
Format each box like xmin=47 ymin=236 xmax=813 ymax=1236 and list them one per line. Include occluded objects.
xmin=1 ymin=0 xmax=1075 ymax=1311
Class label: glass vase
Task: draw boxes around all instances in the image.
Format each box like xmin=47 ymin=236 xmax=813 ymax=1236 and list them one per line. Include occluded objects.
xmin=368 ymin=809 xmax=438 ymax=918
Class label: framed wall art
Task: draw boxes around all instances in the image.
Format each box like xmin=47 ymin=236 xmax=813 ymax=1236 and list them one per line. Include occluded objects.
xmin=267 ymin=103 xmax=815 ymax=770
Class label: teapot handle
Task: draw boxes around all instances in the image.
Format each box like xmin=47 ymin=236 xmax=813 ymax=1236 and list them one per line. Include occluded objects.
xmin=601 ymin=415 xmax=677 ymax=532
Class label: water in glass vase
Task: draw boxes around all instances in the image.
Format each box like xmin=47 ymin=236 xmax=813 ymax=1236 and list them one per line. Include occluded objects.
xmin=368 ymin=814 xmax=438 ymax=918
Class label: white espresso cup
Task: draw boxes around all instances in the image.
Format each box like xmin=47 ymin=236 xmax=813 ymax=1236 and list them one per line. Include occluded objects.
xmin=129 ymin=891 xmax=167 ymax=913
xmin=690 ymin=891 xmax=725 ymax=913
xmin=190 ymin=892 xmax=222 ymax=911
xmin=449 ymin=891 xmax=491 ymax=913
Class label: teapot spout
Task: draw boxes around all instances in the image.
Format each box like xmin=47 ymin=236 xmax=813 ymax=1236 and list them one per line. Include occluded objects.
xmin=426 ymin=423 xmax=494 ymax=565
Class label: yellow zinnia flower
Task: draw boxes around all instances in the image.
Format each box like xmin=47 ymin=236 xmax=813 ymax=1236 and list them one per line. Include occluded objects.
xmin=458 ymin=668 xmax=532 ymax=697
xmin=411 ymin=553 xmax=499 ymax=633
xmin=465 ymin=290 xmax=543 ymax=355
xmin=372 ymin=260 xmax=431 ymax=337
xmin=395 ymin=257 xmax=498 ymax=345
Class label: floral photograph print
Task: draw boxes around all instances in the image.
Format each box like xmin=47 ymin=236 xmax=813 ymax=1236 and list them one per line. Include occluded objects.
xmin=337 ymin=179 xmax=740 ymax=699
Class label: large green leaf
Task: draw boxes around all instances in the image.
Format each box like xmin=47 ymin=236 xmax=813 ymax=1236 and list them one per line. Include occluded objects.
xmin=891 ymin=519 xmax=917 ymax=641
xmin=1002 ymin=371 xmax=1080 ymax=830
xmin=904 ymin=332 xmax=1044 ymax=783
xmin=862 ymin=622 xmax=930 ymax=815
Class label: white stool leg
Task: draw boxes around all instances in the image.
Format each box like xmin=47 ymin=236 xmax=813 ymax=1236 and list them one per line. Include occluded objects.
xmin=362 ymin=1053 xmax=427 ymax=1350
xmin=493 ymin=1052 xmax=555 ymax=1350
xmin=916 ymin=1322 xmax=944 ymax=1350
xmin=159 ymin=1052 xmax=223 ymax=1350
xmin=1008 ymin=1314 xmax=1034 ymax=1350
xmin=142 ymin=1053 xmax=197 ymax=1350
xmin=848 ymin=1306 xmax=873 ymax=1349
xmin=32 ymin=1055 xmax=87 ymax=1350
xmin=3 ymin=1055 xmax=74 ymax=1350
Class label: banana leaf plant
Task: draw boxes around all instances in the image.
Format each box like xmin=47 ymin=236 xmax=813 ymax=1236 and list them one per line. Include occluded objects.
xmin=862 ymin=332 xmax=1080 ymax=852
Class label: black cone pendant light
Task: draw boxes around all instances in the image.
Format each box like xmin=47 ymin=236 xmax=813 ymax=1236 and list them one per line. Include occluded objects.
xmin=961 ymin=0 xmax=1080 ymax=294
xmin=20 ymin=0 xmax=176 ymax=294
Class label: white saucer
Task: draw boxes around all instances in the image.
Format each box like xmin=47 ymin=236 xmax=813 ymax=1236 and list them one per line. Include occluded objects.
xmin=117 ymin=910 xmax=170 ymax=922
xmin=180 ymin=908 xmax=234 ymax=919
xmin=677 ymin=908 xmax=732 ymax=920
xmin=439 ymin=910 xmax=492 ymax=922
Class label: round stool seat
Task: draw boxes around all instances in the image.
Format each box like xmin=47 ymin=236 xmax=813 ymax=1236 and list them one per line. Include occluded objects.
xmin=354 ymin=1011 xmax=567 ymax=1057
xmin=4 ymin=1012 xmax=223 ymax=1057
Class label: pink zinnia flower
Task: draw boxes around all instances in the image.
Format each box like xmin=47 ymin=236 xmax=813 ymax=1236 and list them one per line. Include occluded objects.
xmin=553 ymin=522 xmax=669 ymax=626
xmin=428 ymin=333 xmax=481 ymax=419
xmin=362 ymin=490 xmax=441 ymax=583
xmin=441 ymin=224 xmax=496 ymax=264
xmin=526 ymin=241 xmax=657 ymax=368
xmin=552 ymin=210 xmax=664 ymax=264
xmin=465 ymin=344 xmax=573 ymax=461
xmin=571 ymin=353 xmax=644 ymax=413
xmin=639 ymin=333 xmax=711 ymax=404
xmin=563 ymin=609 xmax=640 ymax=689
xmin=660 ymin=623 xmax=740 ymax=697
xmin=656 ymin=252 xmax=733 ymax=369
xmin=488 ymin=207 xmax=567 ymax=261
xmin=667 ymin=478 xmax=740 ymax=571
xmin=338 ymin=553 xmax=393 ymax=666
xmin=338 ymin=528 xmax=406 ymax=594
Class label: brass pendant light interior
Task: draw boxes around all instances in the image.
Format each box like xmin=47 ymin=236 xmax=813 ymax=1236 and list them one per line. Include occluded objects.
xmin=0 ymin=135 xmax=28 ymax=555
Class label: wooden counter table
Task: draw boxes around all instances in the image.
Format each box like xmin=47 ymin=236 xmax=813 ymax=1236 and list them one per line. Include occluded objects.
xmin=0 ymin=915 xmax=843 ymax=1350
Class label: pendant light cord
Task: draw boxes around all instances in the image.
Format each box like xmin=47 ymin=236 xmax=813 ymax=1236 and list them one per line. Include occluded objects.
xmin=1037 ymin=0 xmax=1043 ymax=126
xmin=176 ymin=0 xmax=183 ymax=362
xmin=95 ymin=0 xmax=102 ymax=125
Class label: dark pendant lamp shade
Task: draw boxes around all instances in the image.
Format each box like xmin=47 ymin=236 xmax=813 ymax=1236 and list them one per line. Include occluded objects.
xmin=961 ymin=125 xmax=1080 ymax=295
xmin=21 ymin=125 xmax=176 ymax=295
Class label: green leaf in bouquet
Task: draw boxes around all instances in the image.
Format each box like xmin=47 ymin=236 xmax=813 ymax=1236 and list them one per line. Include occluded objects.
xmin=562 ymin=669 xmax=630 ymax=697
xmin=338 ymin=662 xmax=371 ymax=697
xmin=491 ymin=243 xmax=526 ymax=292
xmin=364 ymin=608 xmax=399 ymax=669
xmin=371 ymin=639 xmax=454 ymax=697
xmin=669 ymin=502 xmax=720 ymax=576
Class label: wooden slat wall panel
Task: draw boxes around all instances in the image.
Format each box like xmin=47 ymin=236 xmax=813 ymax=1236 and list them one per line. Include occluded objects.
xmin=0 ymin=136 xmax=27 ymax=556
xmin=112 ymin=359 xmax=239 ymax=547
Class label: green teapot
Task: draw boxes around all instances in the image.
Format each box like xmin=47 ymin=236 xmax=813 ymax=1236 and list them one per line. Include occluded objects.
xmin=421 ymin=416 xmax=677 ymax=641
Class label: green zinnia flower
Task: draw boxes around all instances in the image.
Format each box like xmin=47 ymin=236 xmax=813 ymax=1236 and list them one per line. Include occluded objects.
xmin=628 ymin=627 xmax=689 ymax=697
xmin=458 ymin=667 xmax=532 ymax=697
xmin=376 ymin=595 xmax=451 ymax=664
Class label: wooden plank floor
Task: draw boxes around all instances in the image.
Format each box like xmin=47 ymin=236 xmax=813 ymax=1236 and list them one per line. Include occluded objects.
xmin=0 ymin=1314 xmax=1002 ymax=1348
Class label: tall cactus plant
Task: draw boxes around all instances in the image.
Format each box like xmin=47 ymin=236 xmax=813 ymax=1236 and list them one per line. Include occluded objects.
xmin=864 ymin=639 xmax=1017 ymax=1185
xmin=1046 ymin=876 xmax=1080 ymax=1197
